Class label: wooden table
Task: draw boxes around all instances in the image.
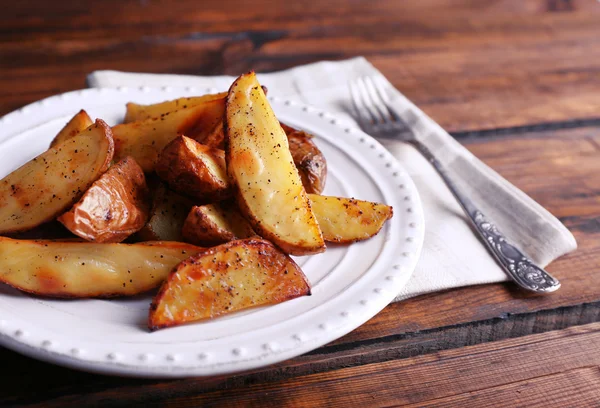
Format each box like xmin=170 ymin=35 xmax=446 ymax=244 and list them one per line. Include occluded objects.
xmin=2 ymin=1 xmax=600 ymax=406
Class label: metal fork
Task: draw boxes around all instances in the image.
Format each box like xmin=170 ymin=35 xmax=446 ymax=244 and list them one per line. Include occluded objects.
xmin=349 ymin=77 xmax=560 ymax=293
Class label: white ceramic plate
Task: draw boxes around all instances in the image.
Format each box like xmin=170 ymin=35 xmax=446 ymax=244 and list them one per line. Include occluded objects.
xmin=0 ymin=87 xmax=424 ymax=378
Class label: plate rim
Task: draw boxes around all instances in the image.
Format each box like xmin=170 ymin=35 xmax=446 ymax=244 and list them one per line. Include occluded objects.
xmin=0 ymin=87 xmax=424 ymax=378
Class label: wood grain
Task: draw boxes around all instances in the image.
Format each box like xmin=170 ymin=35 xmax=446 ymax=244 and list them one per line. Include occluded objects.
xmin=1 ymin=1 xmax=600 ymax=131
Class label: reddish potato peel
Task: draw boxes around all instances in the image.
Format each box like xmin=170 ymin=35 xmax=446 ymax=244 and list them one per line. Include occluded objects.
xmin=58 ymin=156 xmax=150 ymax=243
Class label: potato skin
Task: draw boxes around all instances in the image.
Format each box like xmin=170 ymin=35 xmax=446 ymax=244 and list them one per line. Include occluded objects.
xmin=135 ymin=182 xmax=193 ymax=242
xmin=50 ymin=109 xmax=93 ymax=148
xmin=182 ymin=202 xmax=256 ymax=246
xmin=287 ymin=129 xmax=327 ymax=194
xmin=149 ymin=238 xmax=311 ymax=330
xmin=225 ymin=72 xmax=325 ymax=256
xmin=58 ymin=157 xmax=150 ymax=243
xmin=155 ymin=135 xmax=231 ymax=202
xmin=0 ymin=237 xmax=203 ymax=298
xmin=0 ymin=119 xmax=114 ymax=234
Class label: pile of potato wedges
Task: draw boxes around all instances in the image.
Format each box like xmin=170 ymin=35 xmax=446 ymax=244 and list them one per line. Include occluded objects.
xmin=0 ymin=72 xmax=393 ymax=330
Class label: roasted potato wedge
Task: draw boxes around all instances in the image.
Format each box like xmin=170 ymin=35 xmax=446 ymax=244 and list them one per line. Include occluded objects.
xmin=310 ymin=195 xmax=393 ymax=243
xmin=50 ymin=109 xmax=93 ymax=148
xmin=124 ymin=92 xmax=227 ymax=123
xmin=156 ymin=136 xmax=230 ymax=202
xmin=112 ymin=97 xmax=225 ymax=172
xmin=0 ymin=237 xmax=202 ymax=298
xmin=58 ymin=157 xmax=150 ymax=243
xmin=135 ymin=183 xmax=193 ymax=242
xmin=182 ymin=202 xmax=256 ymax=246
xmin=181 ymin=195 xmax=392 ymax=245
xmin=225 ymin=72 xmax=325 ymax=256
xmin=0 ymin=119 xmax=114 ymax=234
xmin=287 ymin=129 xmax=327 ymax=194
xmin=149 ymin=238 xmax=310 ymax=330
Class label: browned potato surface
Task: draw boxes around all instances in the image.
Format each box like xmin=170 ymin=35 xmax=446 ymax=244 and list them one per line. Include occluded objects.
xmin=182 ymin=202 xmax=256 ymax=246
xmin=0 ymin=237 xmax=203 ymax=298
xmin=58 ymin=157 xmax=150 ymax=243
xmin=155 ymin=136 xmax=230 ymax=202
xmin=195 ymin=120 xmax=225 ymax=148
xmin=50 ymin=109 xmax=93 ymax=148
xmin=0 ymin=119 xmax=114 ymax=234
xmin=112 ymin=97 xmax=225 ymax=172
xmin=310 ymin=195 xmax=393 ymax=243
xmin=149 ymin=238 xmax=310 ymax=330
xmin=135 ymin=183 xmax=193 ymax=242
xmin=181 ymin=195 xmax=392 ymax=245
xmin=124 ymin=92 xmax=227 ymax=123
xmin=225 ymin=72 xmax=325 ymax=256
xmin=287 ymin=130 xmax=327 ymax=194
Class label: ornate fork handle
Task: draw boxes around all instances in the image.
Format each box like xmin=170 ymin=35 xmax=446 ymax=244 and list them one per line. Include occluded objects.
xmin=410 ymin=140 xmax=561 ymax=293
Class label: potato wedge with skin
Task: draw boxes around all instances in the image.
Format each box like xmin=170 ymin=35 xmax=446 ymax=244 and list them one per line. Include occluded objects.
xmin=310 ymin=195 xmax=393 ymax=243
xmin=112 ymin=97 xmax=225 ymax=172
xmin=287 ymin=130 xmax=327 ymax=194
xmin=182 ymin=203 xmax=256 ymax=246
xmin=0 ymin=237 xmax=202 ymax=298
xmin=155 ymin=136 xmax=230 ymax=202
xmin=124 ymin=92 xmax=227 ymax=123
xmin=0 ymin=119 xmax=114 ymax=234
xmin=135 ymin=183 xmax=193 ymax=242
xmin=149 ymin=238 xmax=310 ymax=330
xmin=50 ymin=109 xmax=93 ymax=148
xmin=181 ymin=195 xmax=392 ymax=245
xmin=57 ymin=157 xmax=150 ymax=243
xmin=225 ymin=72 xmax=325 ymax=256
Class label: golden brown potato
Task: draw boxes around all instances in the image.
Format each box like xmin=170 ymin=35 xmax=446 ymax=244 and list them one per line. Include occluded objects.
xmin=181 ymin=195 xmax=392 ymax=245
xmin=112 ymin=97 xmax=225 ymax=172
xmin=0 ymin=120 xmax=114 ymax=234
xmin=0 ymin=237 xmax=203 ymax=298
xmin=149 ymin=238 xmax=310 ymax=330
xmin=57 ymin=157 xmax=150 ymax=243
xmin=225 ymin=72 xmax=325 ymax=256
xmin=124 ymin=92 xmax=227 ymax=123
xmin=50 ymin=109 xmax=93 ymax=148
xmin=287 ymin=130 xmax=327 ymax=194
xmin=182 ymin=202 xmax=256 ymax=246
xmin=135 ymin=183 xmax=193 ymax=242
xmin=155 ymin=136 xmax=230 ymax=202
xmin=310 ymin=195 xmax=393 ymax=243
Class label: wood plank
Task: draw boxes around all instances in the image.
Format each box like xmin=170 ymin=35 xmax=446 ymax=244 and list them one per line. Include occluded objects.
xmin=13 ymin=322 xmax=600 ymax=407
xmin=1 ymin=0 xmax=599 ymax=131
xmin=411 ymin=367 xmax=600 ymax=408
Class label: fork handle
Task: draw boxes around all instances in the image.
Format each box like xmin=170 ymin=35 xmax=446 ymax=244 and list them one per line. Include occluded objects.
xmin=410 ymin=140 xmax=561 ymax=293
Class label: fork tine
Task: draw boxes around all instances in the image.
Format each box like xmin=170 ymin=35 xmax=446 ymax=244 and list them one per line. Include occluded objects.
xmin=349 ymin=80 xmax=375 ymax=128
xmin=362 ymin=77 xmax=391 ymax=124
xmin=356 ymin=77 xmax=386 ymax=125
xmin=366 ymin=76 xmax=403 ymax=123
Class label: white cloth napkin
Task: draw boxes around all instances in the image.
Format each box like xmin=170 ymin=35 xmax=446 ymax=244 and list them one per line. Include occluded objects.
xmin=88 ymin=57 xmax=576 ymax=301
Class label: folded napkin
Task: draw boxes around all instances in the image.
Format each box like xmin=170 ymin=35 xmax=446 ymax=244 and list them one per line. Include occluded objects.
xmin=88 ymin=57 xmax=576 ymax=301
